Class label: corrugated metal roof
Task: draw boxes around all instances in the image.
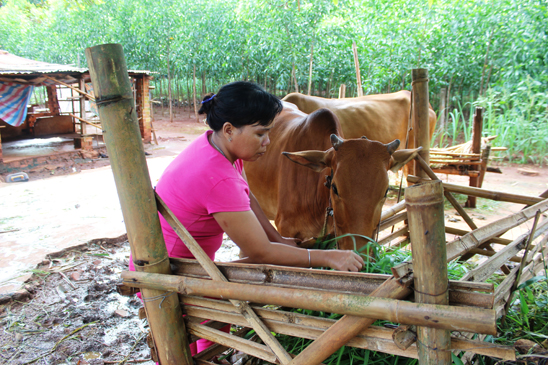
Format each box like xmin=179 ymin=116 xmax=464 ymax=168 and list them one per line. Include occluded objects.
xmin=0 ymin=50 xmax=153 ymax=84
xmin=0 ymin=50 xmax=86 ymax=75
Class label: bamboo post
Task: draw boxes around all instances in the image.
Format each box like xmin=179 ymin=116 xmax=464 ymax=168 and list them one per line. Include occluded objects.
xmin=85 ymin=44 xmax=192 ymax=365
xmin=406 ymin=181 xmax=451 ymax=365
xmin=477 ymin=144 xmax=491 ymax=188
xmin=352 ymin=42 xmax=363 ymax=97
xmin=338 ymin=84 xmax=346 ymax=98
xmin=414 ymin=156 xmax=509 ymax=272
xmin=412 ymin=69 xmax=430 ymax=179
xmin=465 ymin=107 xmax=483 ymax=208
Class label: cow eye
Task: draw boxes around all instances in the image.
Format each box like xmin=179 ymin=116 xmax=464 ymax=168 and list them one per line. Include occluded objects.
xmin=332 ymin=183 xmax=339 ymax=196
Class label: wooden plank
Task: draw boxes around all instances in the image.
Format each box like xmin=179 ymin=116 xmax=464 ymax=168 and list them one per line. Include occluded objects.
xmin=461 ymin=220 xmax=548 ymax=282
xmin=460 ymin=234 xmax=528 ymax=282
xmin=445 ymin=199 xmax=548 ymax=261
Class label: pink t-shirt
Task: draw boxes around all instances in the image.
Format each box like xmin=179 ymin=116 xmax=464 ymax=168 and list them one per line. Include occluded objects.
xmin=130 ymin=130 xmax=250 ymax=270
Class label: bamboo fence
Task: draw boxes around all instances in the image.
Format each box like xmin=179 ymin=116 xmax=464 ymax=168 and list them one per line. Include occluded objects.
xmin=87 ymin=48 xmax=545 ymax=365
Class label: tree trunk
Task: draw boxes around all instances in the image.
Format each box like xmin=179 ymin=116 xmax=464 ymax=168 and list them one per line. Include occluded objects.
xmin=307 ymin=42 xmax=314 ymax=95
xmin=439 ymin=88 xmax=447 ymax=131
xmin=292 ymin=63 xmax=299 ymax=94
xmin=186 ymin=75 xmax=191 ymax=116
xmin=352 ymin=41 xmax=363 ymax=97
xmin=193 ymin=65 xmax=199 ymax=122
xmin=167 ymin=41 xmax=173 ymax=123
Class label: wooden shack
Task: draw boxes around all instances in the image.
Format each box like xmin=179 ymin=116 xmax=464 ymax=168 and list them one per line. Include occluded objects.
xmin=0 ymin=50 xmax=152 ymax=172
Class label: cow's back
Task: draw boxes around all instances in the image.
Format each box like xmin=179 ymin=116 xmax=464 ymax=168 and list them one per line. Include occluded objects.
xmin=282 ymin=91 xmax=436 ymax=150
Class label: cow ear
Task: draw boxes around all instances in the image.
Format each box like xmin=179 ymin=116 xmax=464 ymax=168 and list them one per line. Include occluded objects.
xmin=388 ymin=147 xmax=422 ymax=173
xmin=283 ymin=150 xmax=332 ymax=172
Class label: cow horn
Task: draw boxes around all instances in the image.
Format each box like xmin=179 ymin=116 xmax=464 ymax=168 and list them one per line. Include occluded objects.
xmin=386 ymin=139 xmax=400 ymax=155
xmin=331 ymin=134 xmax=344 ymax=150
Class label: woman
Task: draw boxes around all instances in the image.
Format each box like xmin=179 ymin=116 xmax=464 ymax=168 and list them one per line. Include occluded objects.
xmin=133 ymin=81 xmax=364 ymax=355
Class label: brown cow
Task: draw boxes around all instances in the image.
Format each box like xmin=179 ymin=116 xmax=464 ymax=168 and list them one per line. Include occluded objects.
xmin=244 ymin=101 xmax=419 ymax=253
xmin=282 ymin=91 xmax=437 ymax=154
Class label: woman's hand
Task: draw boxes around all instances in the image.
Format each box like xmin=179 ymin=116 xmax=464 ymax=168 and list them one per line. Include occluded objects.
xmin=321 ymin=250 xmax=364 ymax=272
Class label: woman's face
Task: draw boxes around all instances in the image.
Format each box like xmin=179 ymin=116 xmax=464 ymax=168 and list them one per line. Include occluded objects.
xmin=231 ymin=123 xmax=272 ymax=161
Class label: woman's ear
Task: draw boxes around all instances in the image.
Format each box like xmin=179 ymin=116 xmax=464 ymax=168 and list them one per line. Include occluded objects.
xmin=222 ymin=122 xmax=235 ymax=141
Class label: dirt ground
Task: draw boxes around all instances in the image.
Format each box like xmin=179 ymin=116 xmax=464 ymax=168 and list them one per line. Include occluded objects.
xmin=1 ymin=107 xmax=547 ymax=364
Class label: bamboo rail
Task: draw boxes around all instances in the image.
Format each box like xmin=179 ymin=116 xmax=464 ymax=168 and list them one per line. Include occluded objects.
xmin=180 ymin=296 xmax=515 ymax=361
xmin=407 ymin=175 xmax=544 ymax=206
xmin=69 ymin=113 xmax=102 ymax=130
xmin=155 ymin=194 xmax=293 ymax=364
xmin=43 ymin=75 xmax=96 ymax=101
xmin=85 ymin=44 xmax=192 ymax=365
xmin=380 ymin=200 xmax=407 ymax=221
xmin=121 ymin=271 xmax=498 ymax=335
xmin=378 ymin=211 xmax=407 ymax=232
xmin=406 ymin=181 xmax=451 ymax=364
xmin=501 ymin=211 xmax=542 ymax=323
xmin=189 ymin=322 xmax=277 ymax=363
xmin=445 ymin=227 xmax=512 ymax=245
xmin=378 ymin=226 xmax=409 ymax=245
xmin=168 ymin=259 xmax=494 ymax=309
xmin=287 ymin=277 xmax=412 ymax=365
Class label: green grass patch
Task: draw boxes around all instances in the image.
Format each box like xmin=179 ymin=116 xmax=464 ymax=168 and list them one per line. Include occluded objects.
xmin=267 ymin=237 xmax=547 ymax=364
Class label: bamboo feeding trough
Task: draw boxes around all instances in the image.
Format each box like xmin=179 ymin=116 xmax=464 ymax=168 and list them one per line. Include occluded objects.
xmin=86 ymin=49 xmax=541 ymax=365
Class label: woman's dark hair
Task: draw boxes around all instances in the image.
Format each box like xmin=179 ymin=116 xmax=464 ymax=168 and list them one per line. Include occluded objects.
xmin=198 ymin=81 xmax=282 ymax=131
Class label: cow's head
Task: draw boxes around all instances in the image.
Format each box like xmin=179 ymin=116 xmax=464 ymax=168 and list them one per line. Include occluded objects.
xmin=283 ymin=135 xmax=419 ymax=256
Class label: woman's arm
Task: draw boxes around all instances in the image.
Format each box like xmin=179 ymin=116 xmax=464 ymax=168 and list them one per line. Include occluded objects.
xmin=242 ymin=167 xmax=299 ymax=246
xmin=249 ymin=192 xmax=299 ymax=246
xmin=213 ymin=210 xmax=364 ymax=271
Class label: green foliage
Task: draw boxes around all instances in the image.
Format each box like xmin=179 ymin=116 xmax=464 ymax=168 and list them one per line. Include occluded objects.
xmin=496 ymin=277 xmax=548 ymax=348
xmin=1 ymin=0 xmax=546 ymax=160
